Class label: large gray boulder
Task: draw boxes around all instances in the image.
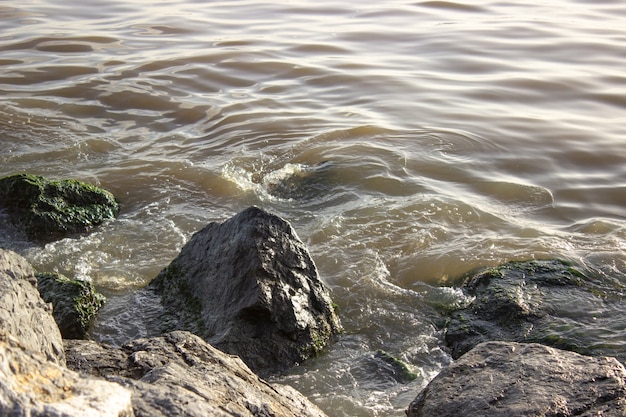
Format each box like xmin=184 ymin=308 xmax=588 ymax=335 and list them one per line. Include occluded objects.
xmin=0 ymin=173 xmax=120 ymax=242
xmin=148 ymin=206 xmax=342 ymax=376
xmin=406 ymin=341 xmax=626 ymax=417
xmin=444 ymin=259 xmax=626 ymax=361
xmin=0 ymin=248 xmax=65 ymax=365
xmin=65 ymin=330 xmax=329 ymax=417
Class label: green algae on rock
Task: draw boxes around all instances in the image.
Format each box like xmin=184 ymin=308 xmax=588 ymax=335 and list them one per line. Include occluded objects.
xmin=443 ymin=259 xmax=626 ymax=362
xmin=36 ymin=272 xmax=106 ymax=339
xmin=0 ymin=173 xmax=120 ymax=242
xmin=374 ymin=350 xmax=419 ymax=383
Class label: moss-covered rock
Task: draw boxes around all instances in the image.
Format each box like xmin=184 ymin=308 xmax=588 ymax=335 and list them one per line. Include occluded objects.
xmin=0 ymin=173 xmax=119 ymax=242
xmin=373 ymin=350 xmax=419 ymax=383
xmin=36 ymin=272 xmax=106 ymax=339
xmin=443 ymin=259 xmax=626 ymax=362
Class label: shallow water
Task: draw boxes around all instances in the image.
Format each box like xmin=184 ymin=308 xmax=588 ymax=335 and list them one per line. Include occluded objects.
xmin=1 ymin=0 xmax=625 ymax=415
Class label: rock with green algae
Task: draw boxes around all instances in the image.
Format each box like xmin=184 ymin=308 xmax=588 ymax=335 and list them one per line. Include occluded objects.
xmin=36 ymin=272 xmax=106 ymax=339
xmin=373 ymin=350 xmax=419 ymax=383
xmin=0 ymin=173 xmax=120 ymax=242
xmin=443 ymin=259 xmax=626 ymax=362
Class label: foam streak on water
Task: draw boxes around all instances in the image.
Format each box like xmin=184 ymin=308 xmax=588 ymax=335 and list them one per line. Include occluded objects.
xmin=1 ymin=1 xmax=625 ymax=415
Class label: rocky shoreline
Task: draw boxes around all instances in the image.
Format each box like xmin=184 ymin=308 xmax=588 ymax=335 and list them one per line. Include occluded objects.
xmin=1 ymin=173 xmax=625 ymax=416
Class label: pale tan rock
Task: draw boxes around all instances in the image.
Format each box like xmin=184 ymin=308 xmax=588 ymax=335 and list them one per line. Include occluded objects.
xmin=0 ymin=333 xmax=133 ymax=417
xmin=0 ymin=248 xmax=65 ymax=365
xmin=66 ymin=331 xmax=329 ymax=417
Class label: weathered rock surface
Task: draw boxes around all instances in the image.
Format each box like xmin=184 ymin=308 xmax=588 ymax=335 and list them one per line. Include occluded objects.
xmin=406 ymin=341 xmax=626 ymax=417
xmin=148 ymin=206 xmax=342 ymax=376
xmin=0 ymin=248 xmax=133 ymax=416
xmin=0 ymin=332 xmax=134 ymax=417
xmin=444 ymin=259 xmax=626 ymax=361
xmin=0 ymin=248 xmax=65 ymax=365
xmin=65 ymin=330 xmax=329 ymax=417
xmin=0 ymin=173 xmax=119 ymax=242
xmin=37 ymin=272 xmax=106 ymax=339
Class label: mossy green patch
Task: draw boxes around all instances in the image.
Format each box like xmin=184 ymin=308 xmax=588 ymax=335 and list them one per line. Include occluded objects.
xmin=151 ymin=262 xmax=206 ymax=335
xmin=0 ymin=173 xmax=120 ymax=241
xmin=375 ymin=350 xmax=419 ymax=383
xmin=36 ymin=272 xmax=106 ymax=339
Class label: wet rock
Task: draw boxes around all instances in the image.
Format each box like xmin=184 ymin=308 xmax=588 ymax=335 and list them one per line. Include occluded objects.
xmin=65 ymin=330 xmax=329 ymax=417
xmin=148 ymin=206 xmax=342 ymax=376
xmin=444 ymin=259 xmax=626 ymax=361
xmin=265 ymin=161 xmax=334 ymax=200
xmin=406 ymin=341 xmax=626 ymax=417
xmin=0 ymin=173 xmax=120 ymax=242
xmin=37 ymin=272 xmax=106 ymax=339
xmin=0 ymin=332 xmax=133 ymax=417
xmin=372 ymin=350 xmax=419 ymax=384
xmin=0 ymin=248 xmax=65 ymax=365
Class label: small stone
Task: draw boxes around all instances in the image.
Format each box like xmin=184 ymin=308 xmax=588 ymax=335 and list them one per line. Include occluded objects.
xmin=36 ymin=272 xmax=106 ymax=340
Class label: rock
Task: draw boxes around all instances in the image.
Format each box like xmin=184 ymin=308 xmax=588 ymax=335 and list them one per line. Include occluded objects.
xmin=0 ymin=248 xmax=65 ymax=365
xmin=65 ymin=330 xmax=329 ymax=417
xmin=372 ymin=350 xmax=419 ymax=384
xmin=36 ymin=272 xmax=106 ymax=339
xmin=406 ymin=341 xmax=626 ymax=417
xmin=0 ymin=248 xmax=133 ymax=416
xmin=0 ymin=173 xmax=120 ymax=242
xmin=148 ymin=206 xmax=342 ymax=376
xmin=0 ymin=332 xmax=134 ymax=417
xmin=443 ymin=259 xmax=626 ymax=361
xmin=265 ymin=161 xmax=334 ymax=200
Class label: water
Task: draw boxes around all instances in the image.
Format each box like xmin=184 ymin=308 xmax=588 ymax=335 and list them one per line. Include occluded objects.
xmin=1 ymin=0 xmax=625 ymax=415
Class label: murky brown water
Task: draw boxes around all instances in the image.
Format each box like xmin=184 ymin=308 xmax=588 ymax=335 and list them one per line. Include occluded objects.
xmin=1 ymin=1 xmax=625 ymax=415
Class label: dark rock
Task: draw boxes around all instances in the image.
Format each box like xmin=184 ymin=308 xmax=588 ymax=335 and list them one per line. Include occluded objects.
xmin=148 ymin=206 xmax=342 ymax=376
xmin=444 ymin=259 xmax=626 ymax=360
xmin=36 ymin=272 xmax=106 ymax=339
xmin=0 ymin=332 xmax=134 ymax=417
xmin=265 ymin=161 xmax=335 ymax=200
xmin=65 ymin=331 xmax=330 ymax=417
xmin=0 ymin=173 xmax=120 ymax=242
xmin=406 ymin=341 xmax=626 ymax=417
xmin=0 ymin=248 xmax=65 ymax=365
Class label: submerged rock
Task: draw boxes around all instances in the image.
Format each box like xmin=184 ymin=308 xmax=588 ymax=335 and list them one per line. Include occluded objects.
xmin=406 ymin=341 xmax=626 ymax=417
xmin=265 ymin=161 xmax=334 ymax=200
xmin=0 ymin=248 xmax=65 ymax=365
xmin=443 ymin=259 xmax=626 ymax=361
xmin=65 ymin=331 xmax=329 ymax=417
xmin=36 ymin=272 xmax=106 ymax=339
xmin=372 ymin=350 xmax=419 ymax=384
xmin=148 ymin=206 xmax=342 ymax=376
xmin=0 ymin=173 xmax=119 ymax=242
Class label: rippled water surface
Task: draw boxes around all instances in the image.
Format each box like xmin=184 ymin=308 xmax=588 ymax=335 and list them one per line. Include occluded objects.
xmin=1 ymin=1 xmax=625 ymax=415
